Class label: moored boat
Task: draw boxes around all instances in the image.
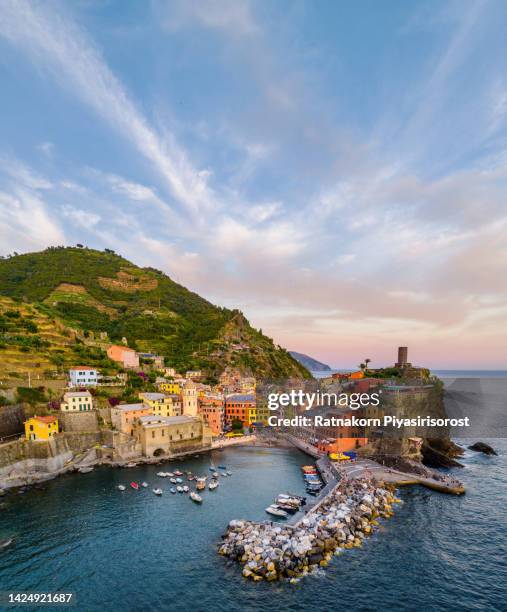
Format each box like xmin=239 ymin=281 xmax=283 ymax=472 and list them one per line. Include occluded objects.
xmin=117 ymin=485 xmax=126 ymax=491
xmin=156 ymin=472 xmax=167 ymax=477
xmin=226 ymin=471 xmax=232 ymax=476
xmin=130 ymin=482 xmax=139 ymax=490
xmin=182 ymin=485 xmax=189 ymax=493
xmin=125 ymin=462 xmax=137 ymax=468
xmin=78 ymin=466 xmax=93 ymax=474
xmin=190 ymin=492 xmax=203 ymax=503
xmin=174 ymin=470 xmax=183 ymax=476
xmin=170 ymin=478 xmax=177 ymax=484
xmin=218 ymin=465 xmax=226 ymax=469
xmin=208 ymin=480 xmax=219 ymax=490
xmin=152 ymin=488 xmax=163 ymax=496
xmin=196 ymin=478 xmax=206 ymax=491
xmin=170 ymin=487 xmax=177 ymax=494
xmin=177 ymin=486 xmax=183 ymax=493
xmin=141 ymin=482 xmax=148 ymax=488
xmin=265 ymin=505 xmax=288 ymax=518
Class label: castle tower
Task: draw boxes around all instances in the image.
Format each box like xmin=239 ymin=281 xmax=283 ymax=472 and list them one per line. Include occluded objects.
xmin=395 ymin=346 xmax=410 ymax=368
xmin=182 ymin=380 xmax=198 ymax=417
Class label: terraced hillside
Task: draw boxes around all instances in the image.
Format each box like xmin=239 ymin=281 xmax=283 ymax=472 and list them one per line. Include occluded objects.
xmin=0 ymin=247 xmax=310 ymax=381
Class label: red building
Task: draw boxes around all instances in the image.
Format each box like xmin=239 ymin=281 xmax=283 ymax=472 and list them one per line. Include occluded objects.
xmin=199 ymin=396 xmax=224 ymax=436
xmin=224 ymin=394 xmax=255 ymax=428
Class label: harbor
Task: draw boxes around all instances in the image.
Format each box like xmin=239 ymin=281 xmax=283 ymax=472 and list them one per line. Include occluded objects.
xmin=0 ymin=442 xmax=505 ymax=610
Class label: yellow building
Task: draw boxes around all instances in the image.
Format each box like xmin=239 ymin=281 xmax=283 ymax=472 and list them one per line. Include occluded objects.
xmin=25 ymin=416 xmax=59 ymax=441
xmin=248 ymin=405 xmax=257 ymax=425
xmin=157 ymin=381 xmax=181 ymax=394
xmin=138 ymin=392 xmax=182 ymax=417
xmin=255 ymin=403 xmax=270 ymax=425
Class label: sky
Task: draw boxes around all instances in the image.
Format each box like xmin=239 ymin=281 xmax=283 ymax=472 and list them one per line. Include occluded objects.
xmin=0 ymin=0 xmax=506 ymax=370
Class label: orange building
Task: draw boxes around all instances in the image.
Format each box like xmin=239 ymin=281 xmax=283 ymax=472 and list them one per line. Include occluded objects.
xmin=107 ymin=345 xmax=139 ymax=368
xmin=313 ymin=408 xmax=368 ymax=454
xmin=199 ymin=396 xmax=224 ymax=436
xmin=224 ymin=394 xmax=255 ymax=428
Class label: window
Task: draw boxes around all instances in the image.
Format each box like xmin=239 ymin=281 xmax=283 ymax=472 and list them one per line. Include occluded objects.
xmin=152 ymin=431 xmax=155 ymax=439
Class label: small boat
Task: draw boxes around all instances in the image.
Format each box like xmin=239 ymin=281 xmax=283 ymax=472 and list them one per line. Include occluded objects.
xmin=130 ymin=482 xmax=139 ymax=490
xmin=276 ymin=503 xmax=298 ymax=514
xmin=117 ymin=485 xmax=126 ymax=491
xmin=265 ymin=505 xmax=287 ymax=518
xmin=177 ymin=486 xmax=183 ymax=493
xmin=141 ymin=482 xmax=148 ymax=488
xmin=182 ymin=485 xmax=189 ymax=493
xmin=283 ymin=493 xmax=307 ymax=504
xmin=174 ymin=470 xmax=183 ymax=476
xmin=176 ymin=478 xmax=183 ymax=483
xmin=196 ymin=478 xmax=206 ymax=491
xmin=226 ymin=471 xmax=232 ymax=476
xmin=188 ymin=475 xmax=196 ymax=481
xmin=78 ymin=466 xmax=93 ymax=474
xmin=0 ymin=537 xmax=14 ymax=549
xmin=190 ymin=492 xmax=203 ymax=503
xmin=212 ymin=471 xmax=219 ymax=478
xmin=152 ymin=488 xmax=163 ymax=496
xmin=156 ymin=472 xmax=167 ymax=478
xmin=220 ymin=472 xmax=227 ymax=477
xmin=208 ymin=480 xmax=219 ymax=490
xmin=170 ymin=487 xmax=177 ymax=494
xmin=125 ymin=462 xmax=137 ymax=468
xmin=209 ymin=466 xmax=216 ymax=472
xmin=170 ymin=478 xmax=177 ymax=484
xmin=166 ymin=472 xmax=174 ymax=477
xmin=218 ymin=465 xmax=226 ymax=470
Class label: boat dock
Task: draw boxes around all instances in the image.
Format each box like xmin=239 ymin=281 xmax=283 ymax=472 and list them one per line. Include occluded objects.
xmin=284 ymin=434 xmax=465 ymax=497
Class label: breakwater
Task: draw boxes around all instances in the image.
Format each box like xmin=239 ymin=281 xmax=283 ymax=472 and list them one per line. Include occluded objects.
xmin=218 ymin=477 xmax=400 ymax=582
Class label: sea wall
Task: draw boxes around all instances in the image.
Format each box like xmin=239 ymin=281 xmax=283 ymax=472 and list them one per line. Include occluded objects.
xmin=219 ymin=478 xmax=400 ymax=582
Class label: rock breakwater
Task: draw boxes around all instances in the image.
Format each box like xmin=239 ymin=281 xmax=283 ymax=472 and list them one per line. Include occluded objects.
xmin=218 ymin=478 xmax=401 ymax=582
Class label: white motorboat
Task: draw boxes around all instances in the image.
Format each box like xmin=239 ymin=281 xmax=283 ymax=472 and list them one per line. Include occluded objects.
xmin=166 ymin=472 xmax=174 ymax=477
xmin=226 ymin=471 xmax=232 ymax=476
xmin=182 ymin=485 xmax=189 ymax=493
xmin=117 ymin=485 xmax=126 ymax=491
xmin=265 ymin=505 xmax=288 ymax=518
xmin=177 ymin=486 xmax=183 ymax=493
xmin=220 ymin=472 xmax=228 ymax=477
xmin=156 ymin=472 xmax=167 ymax=477
xmin=208 ymin=480 xmax=219 ymax=490
xmin=78 ymin=466 xmax=93 ymax=474
xmin=170 ymin=478 xmax=177 ymax=484
xmin=176 ymin=477 xmax=183 ymax=483
xmin=190 ymin=492 xmax=203 ymax=503
xmin=152 ymin=488 xmax=163 ymax=496
xmin=125 ymin=462 xmax=137 ymax=468
xmin=141 ymin=482 xmax=148 ymax=488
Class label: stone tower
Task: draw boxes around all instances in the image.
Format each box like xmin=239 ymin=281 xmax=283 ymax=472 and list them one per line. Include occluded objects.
xmin=182 ymin=380 xmax=198 ymax=417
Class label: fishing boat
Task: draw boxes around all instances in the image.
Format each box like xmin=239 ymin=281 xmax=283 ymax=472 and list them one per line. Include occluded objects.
xmin=170 ymin=478 xmax=177 ymax=484
xmin=170 ymin=487 xmax=177 ymax=494
xmin=265 ymin=505 xmax=288 ymax=518
xmin=208 ymin=480 xmax=219 ymax=490
xmin=152 ymin=488 xmax=163 ymax=495
xmin=78 ymin=466 xmax=93 ymax=474
xmin=117 ymin=485 xmax=126 ymax=491
xmin=177 ymin=486 xmax=183 ymax=493
xmin=130 ymin=482 xmax=139 ymax=490
xmin=196 ymin=478 xmax=206 ymax=491
xmin=190 ymin=492 xmax=203 ymax=503
xmin=182 ymin=485 xmax=189 ymax=493
xmin=141 ymin=482 xmax=148 ymax=488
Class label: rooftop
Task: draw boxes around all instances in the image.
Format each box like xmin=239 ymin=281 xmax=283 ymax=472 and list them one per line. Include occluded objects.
xmin=113 ymin=403 xmax=147 ymax=411
xmin=64 ymin=391 xmax=92 ymax=398
xmin=225 ymin=394 xmax=255 ymax=402
xmin=31 ymin=415 xmax=58 ymax=424
xmin=139 ymin=392 xmax=166 ymax=400
xmin=70 ymin=366 xmax=97 ymax=371
xmin=138 ymin=414 xmax=199 ymax=428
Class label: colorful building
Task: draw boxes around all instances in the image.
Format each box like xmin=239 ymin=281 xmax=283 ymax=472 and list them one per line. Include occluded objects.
xmin=182 ymin=381 xmax=198 ymax=416
xmin=138 ymin=392 xmax=182 ymax=418
xmin=224 ymin=394 xmax=255 ymax=428
xmin=69 ymin=366 xmax=99 ymax=387
xmin=199 ymin=396 xmax=224 ymax=436
xmin=106 ymin=345 xmax=139 ymax=368
xmin=25 ymin=416 xmax=59 ymax=441
xmin=157 ymin=380 xmax=181 ymax=394
xmin=111 ymin=403 xmax=151 ymax=436
xmin=60 ymin=390 xmax=93 ymax=412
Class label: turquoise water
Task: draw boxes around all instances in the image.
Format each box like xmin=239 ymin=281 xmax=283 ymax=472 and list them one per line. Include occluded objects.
xmin=1 ymin=443 xmax=506 ymax=611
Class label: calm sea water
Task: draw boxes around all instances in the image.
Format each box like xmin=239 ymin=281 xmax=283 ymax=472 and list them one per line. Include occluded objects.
xmin=0 ymin=443 xmax=506 ymax=611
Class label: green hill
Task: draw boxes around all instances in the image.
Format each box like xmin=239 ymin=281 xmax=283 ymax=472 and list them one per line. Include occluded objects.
xmin=0 ymin=247 xmax=310 ymax=381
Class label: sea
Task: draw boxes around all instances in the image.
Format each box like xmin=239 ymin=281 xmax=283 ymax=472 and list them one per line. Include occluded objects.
xmin=0 ymin=371 xmax=506 ymax=611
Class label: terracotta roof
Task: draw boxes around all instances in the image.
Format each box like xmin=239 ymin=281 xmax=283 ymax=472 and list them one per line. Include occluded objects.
xmin=34 ymin=416 xmax=58 ymax=424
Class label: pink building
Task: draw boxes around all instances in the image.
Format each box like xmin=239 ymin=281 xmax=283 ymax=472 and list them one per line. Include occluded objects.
xmin=107 ymin=345 xmax=139 ymax=368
